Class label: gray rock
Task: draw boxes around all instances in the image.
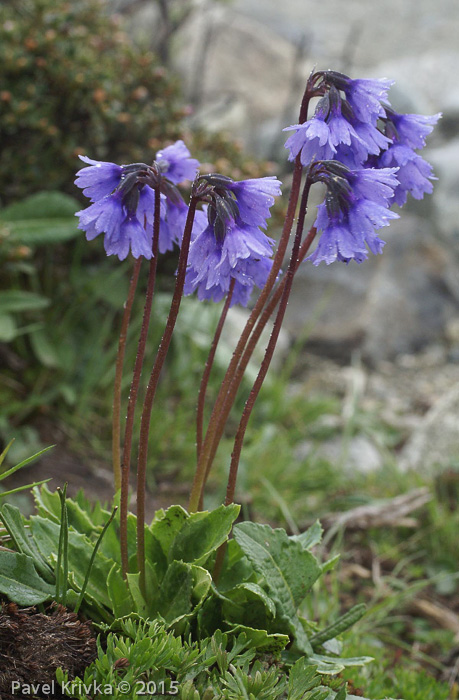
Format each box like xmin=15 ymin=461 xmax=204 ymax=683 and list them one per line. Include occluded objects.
xmin=232 ymin=0 xmax=459 ymax=74
xmin=120 ymin=0 xmax=458 ymax=363
xmin=171 ymin=5 xmax=302 ymax=154
xmin=400 ymin=383 xmax=459 ymax=472
xmin=312 ymin=435 xmax=383 ymax=474
xmin=285 ymin=212 xmax=458 ymax=363
xmin=428 ymin=138 xmax=459 ymax=257
xmin=221 ymin=306 xmax=290 ymax=376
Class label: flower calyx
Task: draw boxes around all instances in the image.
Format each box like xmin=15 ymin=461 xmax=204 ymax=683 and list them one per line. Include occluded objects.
xmin=194 ymin=174 xmax=241 ymax=244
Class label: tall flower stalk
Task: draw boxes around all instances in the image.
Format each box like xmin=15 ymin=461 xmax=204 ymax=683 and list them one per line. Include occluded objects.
xmin=196 ymin=278 xmax=235 ymax=459
xmin=75 ymin=70 xmax=440 ymax=587
xmin=112 ymin=257 xmax=142 ymax=491
xmin=186 ymin=80 xmax=317 ymax=512
xmin=135 ymin=194 xmax=199 ymax=592
xmin=119 ymin=188 xmax=161 ymax=577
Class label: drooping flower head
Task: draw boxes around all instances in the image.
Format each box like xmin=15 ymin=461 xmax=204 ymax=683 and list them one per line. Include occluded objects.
xmin=306 ymin=161 xmax=399 ymax=265
xmin=372 ymin=107 xmax=442 ymax=206
xmin=155 ymin=140 xmax=200 ymax=185
xmin=284 ymin=72 xmax=392 ymax=167
xmin=283 ymin=70 xmax=440 ymax=265
xmin=185 ymin=175 xmax=282 ymax=306
xmin=75 ymin=141 xmax=200 ymax=260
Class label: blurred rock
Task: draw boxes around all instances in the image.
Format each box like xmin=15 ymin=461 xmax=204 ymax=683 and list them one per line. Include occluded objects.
xmin=233 ymin=0 xmax=459 ymax=74
xmin=428 ymin=139 xmax=459 ymax=293
xmin=400 ymin=383 xmax=459 ymax=472
xmin=285 ymin=213 xmax=459 ymax=363
xmin=373 ymin=51 xmax=459 ymax=118
xmin=171 ymin=5 xmax=303 ymax=155
xmin=121 ymin=0 xmax=459 ymax=363
xmin=310 ymin=435 xmax=383 ymax=474
xmin=220 ymin=306 xmax=290 ymax=375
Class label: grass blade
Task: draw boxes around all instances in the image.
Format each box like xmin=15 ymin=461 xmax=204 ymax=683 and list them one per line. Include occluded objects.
xmin=74 ymin=507 xmax=117 ymax=615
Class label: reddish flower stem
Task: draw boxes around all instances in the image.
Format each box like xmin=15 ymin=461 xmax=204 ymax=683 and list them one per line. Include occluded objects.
xmin=136 ymin=197 xmax=198 ymax=593
xmin=188 ymin=161 xmax=302 ymax=512
xmin=188 ymin=85 xmax=314 ymax=514
xmin=200 ymin=226 xmax=317 ymax=502
xmin=196 ymin=278 xmax=235 ymax=460
xmin=120 ymin=192 xmax=161 ymax=578
xmin=212 ymin=183 xmax=314 ymax=585
xmin=112 ymin=257 xmax=142 ymax=492
xmin=225 ymin=177 xmax=313 ymax=507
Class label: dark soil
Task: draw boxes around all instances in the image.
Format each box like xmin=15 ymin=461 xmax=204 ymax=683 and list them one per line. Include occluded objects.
xmin=0 ymin=603 xmax=96 ymax=699
xmin=4 ymin=419 xmax=189 ymax=518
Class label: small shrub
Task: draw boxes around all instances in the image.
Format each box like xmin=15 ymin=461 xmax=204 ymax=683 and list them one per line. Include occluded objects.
xmin=0 ymin=0 xmax=185 ymax=204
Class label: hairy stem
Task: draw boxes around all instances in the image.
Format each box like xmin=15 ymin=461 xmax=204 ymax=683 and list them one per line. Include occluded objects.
xmin=136 ymin=198 xmax=197 ymax=593
xmin=188 ymin=163 xmax=303 ymax=511
xmin=112 ymin=257 xmax=142 ymax=491
xmin=200 ymin=227 xmax=317 ymax=501
xmin=190 ymin=167 xmax=309 ymax=511
xmin=226 ymin=177 xmax=313 ymax=506
xmin=188 ymin=84 xmax=314 ymax=514
xmin=196 ymin=278 xmax=235 ymax=460
xmin=120 ymin=192 xmax=161 ymax=578
xmin=213 ymin=216 xmax=312 ymax=584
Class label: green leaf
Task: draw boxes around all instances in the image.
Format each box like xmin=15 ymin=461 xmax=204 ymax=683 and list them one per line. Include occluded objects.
xmin=335 ymin=684 xmax=347 ymax=700
xmin=151 ymin=560 xmax=194 ymax=624
xmin=308 ymin=653 xmax=373 ymax=674
xmin=0 ymin=440 xmax=14 ymax=469
xmin=290 ymin=520 xmax=323 ymax=550
xmin=7 ymin=219 xmax=80 ymax=245
xmin=216 ymin=538 xmax=254 ymax=594
xmin=310 ymin=604 xmax=366 ymax=649
xmin=30 ymin=515 xmax=114 ymax=609
xmin=1 ymin=191 xmax=80 ymax=221
xmin=126 ymin=572 xmax=148 ymax=617
xmin=74 ymin=506 xmax=117 ymax=615
xmin=29 ymin=329 xmax=60 ymax=368
xmin=232 ymin=582 xmax=276 ymax=617
xmin=191 ymin=564 xmax=212 ymax=605
xmin=233 ymin=522 xmax=322 ymax=654
xmin=33 ymin=485 xmax=115 ymax=547
xmin=0 ymin=314 xmax=17 ymax=342
xmin=0 ymin=551 xmax=54 ymax=605
xmin=34 ymin=484 xmax=107 ymax=537
xmin=0 ymin=478 xmax=51 ymax=498
xmin=150 ymin=505 xmax=189 ymax=557
xmin=227 ymin=624 xmax=289 ymax=654
xmin=33 ymin=484 xmax=62 ymax=521
xmin=144 ymin=527 xmax=168 ymax=583
xmin=196 ymin=595 xmax=223 ymax=638
xmin=288 ymin=659 xmax=322 ymax=700
xmin=0 ymin=192 xmax=79 ymax=246
xmin=222 ymin=581 xmax=276 ymax=630
xmin=0 ymin=445 xmax=54 ymax=482
xmin=169 ymin=504 xmax=240 ymax=566
xmin=0 ymin=503 xmax=53 ymax=582
xmin=322 ymin=553 xmax=340 ymax=574
xmin=0 ymin=290 xmax=50 ymax=313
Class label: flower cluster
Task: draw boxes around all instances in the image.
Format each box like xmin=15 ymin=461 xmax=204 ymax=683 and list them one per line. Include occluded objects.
xmin=75 ymin=141 xmax=200 ymax=260
xmin=184 ymin=175 xmax=282 ymax=306
xmin=75 ymin=144 xmax=281 ymax=306
xmin=307 ymin=163 xmax=399 ymax=265
xmin=284 ymin=71 xmax=440 ymax=265
xmin=75 ymin=70 xmax=440 ymax=303
xmin=375 ymin=109 xmax=440 ymax=206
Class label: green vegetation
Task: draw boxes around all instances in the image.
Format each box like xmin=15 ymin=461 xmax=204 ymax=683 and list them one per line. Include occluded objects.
xmin=0 ymin=2 xmax=456 ymax=698
xmin=0 ymin=195 xmax=457 ymax=698
xmin=57 ymin=621 xmax=349 ymax=700
xmin=0 ymin=0 xmax=185 ymax=203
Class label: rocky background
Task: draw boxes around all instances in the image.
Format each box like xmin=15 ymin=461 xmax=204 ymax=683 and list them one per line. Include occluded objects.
xmin=119 ymin=0 xmax=459 ymax=474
